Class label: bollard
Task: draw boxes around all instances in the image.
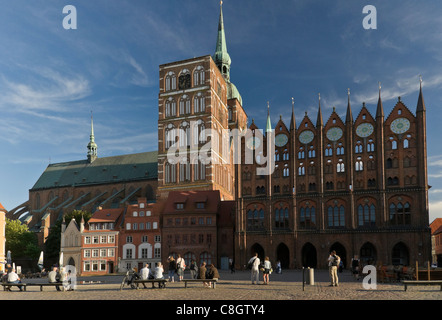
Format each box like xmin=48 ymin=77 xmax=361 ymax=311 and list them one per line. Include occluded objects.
xmin=307 ymin=267 xmax=315 ymax=285
xmin=302 ymin=267 xmax=305 ymax=291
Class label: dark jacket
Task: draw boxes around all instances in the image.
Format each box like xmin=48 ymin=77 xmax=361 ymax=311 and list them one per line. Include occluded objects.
xmin=207 ymin=266 xmax=220 ymax=279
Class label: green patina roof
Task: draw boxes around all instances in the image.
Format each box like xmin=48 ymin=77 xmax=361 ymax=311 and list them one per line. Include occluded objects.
xmin=227 ymin=81 xmax=242 ymax=105
xmin=31 ymin=151 xmax=158 ymax=191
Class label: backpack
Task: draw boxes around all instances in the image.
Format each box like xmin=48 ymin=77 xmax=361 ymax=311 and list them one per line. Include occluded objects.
xmin=331 ymin=255 xmax=340 ymax=267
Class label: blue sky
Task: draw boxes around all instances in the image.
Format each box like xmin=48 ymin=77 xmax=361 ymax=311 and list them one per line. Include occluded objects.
xmin=0 ymin=0 xmax=442 ymax=222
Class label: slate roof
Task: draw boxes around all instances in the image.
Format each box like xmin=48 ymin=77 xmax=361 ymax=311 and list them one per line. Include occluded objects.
xmin=31 ymin=151 xmax=158 ymax=191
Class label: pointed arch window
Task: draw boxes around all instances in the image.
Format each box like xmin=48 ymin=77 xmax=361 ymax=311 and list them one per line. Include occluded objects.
xmin=194 ymin=92 xmax=205 ymax=113
xmin=336 ymin=143 xmax=344 ymax=155
xmin=337 ymin=159 xmax=345 ymax=173
xmin=165 ymin=162 xmax=176 ymax=183
xmin=165 ymin=71 xmax=176 ymax=91
xmin=179 ymin=95 xmax=191 ymax=115
xmin=355 ymin=141 xmax=363 ymax=154
xmin=247 ymin=208 xmax=265 ymax=230
xmin=165 ymin=98 xmax=176 ymax=118
xmin=165 ymin=124 xmax=177 ymax=149
xmin=275 ymin=205 xmax=289 ymax=229
xmin=367 ymin=139 xmax=375 ymax=152
xmin=327 ymin=205 xmax=345 ymax=227
xmin=300 ymin=205 xmax=316 ymax=229
xmin=358 ymin=204 xmax=376 ymax=227
xmin=193 ymin=66 xmax=205 ymax=86
xmin=355 ymin=157 xmax=364 ymax=172
xmin=325 ymin=144 xmax=333 ymax=157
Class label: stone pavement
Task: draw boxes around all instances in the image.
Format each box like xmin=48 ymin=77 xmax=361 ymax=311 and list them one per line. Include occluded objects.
xmin=1 ymin=269 xmax=441 ymax=301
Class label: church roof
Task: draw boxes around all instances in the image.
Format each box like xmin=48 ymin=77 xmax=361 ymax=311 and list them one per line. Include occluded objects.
xmin=31 ymin=151 xmax=158 ymax=191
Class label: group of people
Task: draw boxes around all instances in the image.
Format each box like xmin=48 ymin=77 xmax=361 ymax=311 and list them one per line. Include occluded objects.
xmin=247 ymin=254 xmax=277 ymax=285
xmin=166 ymin=255 xmax=220 ymax=288
xmin=130 ymin=255 xmax=220 ymax=289
xmin=2 ymin=265 xmax=74 ymax=292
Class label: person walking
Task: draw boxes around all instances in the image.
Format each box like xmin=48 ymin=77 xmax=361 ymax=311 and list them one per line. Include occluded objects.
xmin=189 ymin=259 xmax=198 ymax=279
xmin=262 ymin=257 xmax=272 ymax=285
xmin=167 ymin=256 xmax=176 ymax=282
xmin=328 ymin=250 xmax=340 ymax=287
xmin=248 ymin=253 xmax=260 ymax=285
xmin=176 ymin=254 xmax=186 ymax=281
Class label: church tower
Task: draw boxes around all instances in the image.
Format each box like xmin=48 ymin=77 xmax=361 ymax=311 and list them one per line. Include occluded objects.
xmin=87 ymin=113 xmax=98 ymax=163
xmin=156 ymin=2 xmax=246 ymax=200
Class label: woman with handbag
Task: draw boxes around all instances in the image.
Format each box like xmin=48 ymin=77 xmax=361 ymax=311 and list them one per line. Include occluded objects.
xmin=263 ymin=257 xmax=272 ymax=285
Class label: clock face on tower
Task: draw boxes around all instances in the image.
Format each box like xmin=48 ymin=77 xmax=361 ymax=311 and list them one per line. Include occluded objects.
xmin=390 ymin=118 xmax=410 ymax=134
xmin=356 ymin=123 xmax=374 ymax=138
xmin=246 ymin=137 xmax=261 ymax=150
xmin=275 ymin=134 xmax=288 ymax=147
xmin=299 ymin=130 xmax=314 ymax=144
xmin=326 ymin=127 xmax=343 ymax=142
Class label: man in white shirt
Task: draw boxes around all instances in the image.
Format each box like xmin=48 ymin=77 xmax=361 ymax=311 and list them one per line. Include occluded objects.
xmin=48 ymin=266 xmax=62 ymax=291
xmin=328 ymin=251 xmax=340 ymax=287
xmin=7 ymin=268 xmax=24 ymax=291
xmin=248 ymin=253 xmax=261 ymax=285
xmin=140 ymin=263 xmax=150 ymax=288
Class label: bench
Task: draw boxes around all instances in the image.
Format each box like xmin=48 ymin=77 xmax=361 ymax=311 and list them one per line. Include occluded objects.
xmin=403 ymin=280 xmax=442 ymax=291
xmin=182 ymin=279 xmax=218 ymax=289
xmin=1 ymin=283 xmax=27 ymax=291
xmin=26 ymin=283 xmax=64 ymax=291
xmin=133 ymin=279 xmax=167 ymax=289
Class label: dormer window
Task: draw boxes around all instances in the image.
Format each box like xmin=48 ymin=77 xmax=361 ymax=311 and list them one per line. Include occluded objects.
xmin=176 ymin=203 xmax=184 ymax=210
xmin=196 ymin=202 xmax=205 ymax=209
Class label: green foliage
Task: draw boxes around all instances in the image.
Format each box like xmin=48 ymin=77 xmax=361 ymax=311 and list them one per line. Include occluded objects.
xmin=64 ymin=210 xmax=92 ymax=225
xmin=5 ymin=219 xmax=40 ymax=260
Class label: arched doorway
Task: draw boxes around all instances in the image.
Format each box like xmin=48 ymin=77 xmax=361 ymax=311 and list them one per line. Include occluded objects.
xmin=330 ymin=242 xmax=347 ymax=268
xmin=301 ymin=243 xmax=317 ymax=268
xmin=276 ymin=243 xmax=290 ymax=269
xmin=392 ymin=242 xmax=409 ymax=266
xmin=250 ymin=243 xmax=265 ymax=261
xmin=360 ymin=242 xmax=377 ymax=265
xmin=67 ymin=257 xmax=75 ymax=267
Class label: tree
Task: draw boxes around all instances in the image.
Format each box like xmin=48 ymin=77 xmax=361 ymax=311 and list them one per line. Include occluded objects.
xmin=5 ymin=219 xmax=40 ymax=261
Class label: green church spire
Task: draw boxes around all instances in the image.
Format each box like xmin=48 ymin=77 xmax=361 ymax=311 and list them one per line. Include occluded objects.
xmin=214 ymin=1 xmax=231 ymax=81
xmin=87 ymin=112 xmax=98 ymax=163
xmin=266 ymin=101 xmax=272 ymax=132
